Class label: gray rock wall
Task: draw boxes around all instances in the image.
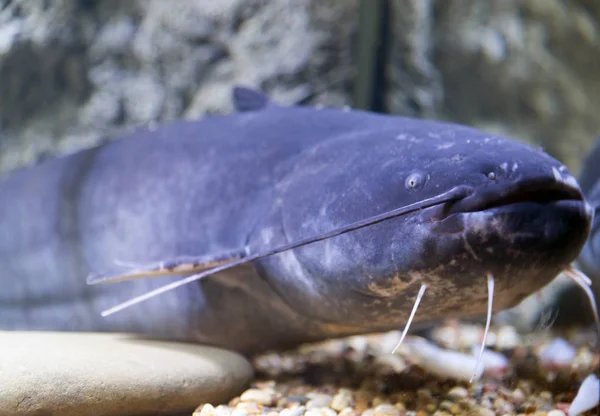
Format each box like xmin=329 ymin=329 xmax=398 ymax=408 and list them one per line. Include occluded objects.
xmin=2 ymin=0 xmax=599 ymax=173
xmin=0 ymin=0 xmax=358 ymax=172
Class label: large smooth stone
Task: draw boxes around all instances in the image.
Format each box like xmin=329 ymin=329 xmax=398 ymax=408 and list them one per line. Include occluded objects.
xmin=0 ymin=331 xmax=253 ymax=416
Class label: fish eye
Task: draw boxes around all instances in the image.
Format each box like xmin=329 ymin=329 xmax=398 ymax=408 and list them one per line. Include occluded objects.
xmin=487 ymin=172 xmax=496 ymax=180
xmin=405 ymin=172 xmax=426 ymax=191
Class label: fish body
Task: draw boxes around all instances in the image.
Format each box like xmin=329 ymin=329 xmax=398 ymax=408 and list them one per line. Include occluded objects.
xmin=575 ymin=136 xmax=600 ymax=304
xmin=0 ymin=88 xmax=592 ymax=355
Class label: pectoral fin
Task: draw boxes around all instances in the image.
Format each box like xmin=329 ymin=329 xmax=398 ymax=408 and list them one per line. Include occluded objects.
xmin=87 ymin=251 xmax=244 ymax=285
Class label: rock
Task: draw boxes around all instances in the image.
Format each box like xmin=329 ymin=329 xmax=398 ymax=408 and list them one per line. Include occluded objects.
xmin=3 ymin=0 xmax=598 ymax=175
xmin=386 ymin=0 xmax=443 ymax=119
xmin=330 ymin=388 xmax=355 ymax=411
xmin=0 ymin=331 xmax=253 ymax=416
xmin=372 ymin=404 xmax=401 ymax=416
xmin=305 ymin=393 xmax=334 ymax=409
xmin=234 ymin=401 xmax=261 ymax=414
xmin=538 ymin=338 xmax=577 ymax=368
xmin=0 ymin=0 xmax=358 ymax=174
xmin=281 ymin=407 xmax=307 ymax=416
xmin=475 ymin=407 xmax=496 ymax=416
xmin=196 ymin=404 xmax=218 ymax=416
xmin=305 ymin=409 xmax=338 ymax=416
xmin=447 ymin=386 xmax=469 ymax=401
xmin=239 ymin=387 xmax=278 ymax=406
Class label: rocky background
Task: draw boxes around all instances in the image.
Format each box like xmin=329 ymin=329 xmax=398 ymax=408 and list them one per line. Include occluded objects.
xmin=0 ymin=0 xmax=358 ymax=172
xmin=1 ymin=0 xmax=599 ymax=174
xmin=0 ymin=0 xmax=599 ymax=327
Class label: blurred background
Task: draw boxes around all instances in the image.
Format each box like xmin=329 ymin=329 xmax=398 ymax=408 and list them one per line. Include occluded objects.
xmin=1 ymin=0 xmax=598 ymax=177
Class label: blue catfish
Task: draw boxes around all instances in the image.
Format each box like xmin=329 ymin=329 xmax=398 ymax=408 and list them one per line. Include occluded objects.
xmin=0 ymin=87 xmax=593 ymax=355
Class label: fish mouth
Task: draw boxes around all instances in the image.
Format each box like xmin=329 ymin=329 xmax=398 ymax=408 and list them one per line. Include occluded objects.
xmin=442 ymin=179 xmax=585 ymax=217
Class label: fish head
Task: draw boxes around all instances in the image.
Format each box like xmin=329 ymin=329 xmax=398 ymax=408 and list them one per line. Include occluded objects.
xmin=252 ymin=116 xmax=593 ymax=332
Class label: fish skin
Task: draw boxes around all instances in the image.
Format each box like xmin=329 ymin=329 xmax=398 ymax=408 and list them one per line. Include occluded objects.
xmin=0 ymin=87 xmax=593 ymax=355
xmin=576 ymin=136 xmax=600 ymax=305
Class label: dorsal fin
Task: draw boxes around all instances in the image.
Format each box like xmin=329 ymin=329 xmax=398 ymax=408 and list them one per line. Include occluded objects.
xmin=232 ymin=86 xmax=273 ymax=112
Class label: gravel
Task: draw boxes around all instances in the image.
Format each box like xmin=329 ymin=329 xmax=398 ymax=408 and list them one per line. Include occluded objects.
xmin=193 ymin=322 xmax=599 ymax=416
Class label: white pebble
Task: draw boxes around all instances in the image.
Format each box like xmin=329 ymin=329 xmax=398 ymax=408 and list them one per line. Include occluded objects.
xmin=401 ymin=337 xmax=483 ymax=381
xmin=215 ymin=405 xmax=235 ymax=416
xmin=511 ymin=389 xmax=526 ymax=404
xmin=373 ymin=404 xmax=401 ymax=416
xmin=330 ymin=388 xmax=354 ymax=411
xmin=495 ymin=325 xmax=521 ymax=349
xmin=346 ymin=335 xmax=369 ymax=354
xmin=280 ymin=407 xmax=306 ymax=416
xmin=568 ymin=374 xmax=599 ymax=416
xmin=305 ymin=407 xmax=337 ymax=416
xmin=235 ymin=402 xmax=260 ymax=414
xmin=240 ymin=388 xmax=276 ymax=405
xmin=470 ymin=345 xmax=509 ymax=372
xmin=431 ymin=325 xmax=460 ymax=349
xmin=539 ymin=338 xmax=576 ymax=367
xmin=374 ymin=354 xmax=407 ymax=372
xmin=196 ymin=404 xmax=216 ymax=416
xmin=306 ymin=393 xmax=333 ymax=409
xmin=447 ymin=386 xmax=469 ymax=400
xmin=338 ymin=407 xmax=358 ymax=416
xmin=476 ymin=407 xmax=495 ymax=416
